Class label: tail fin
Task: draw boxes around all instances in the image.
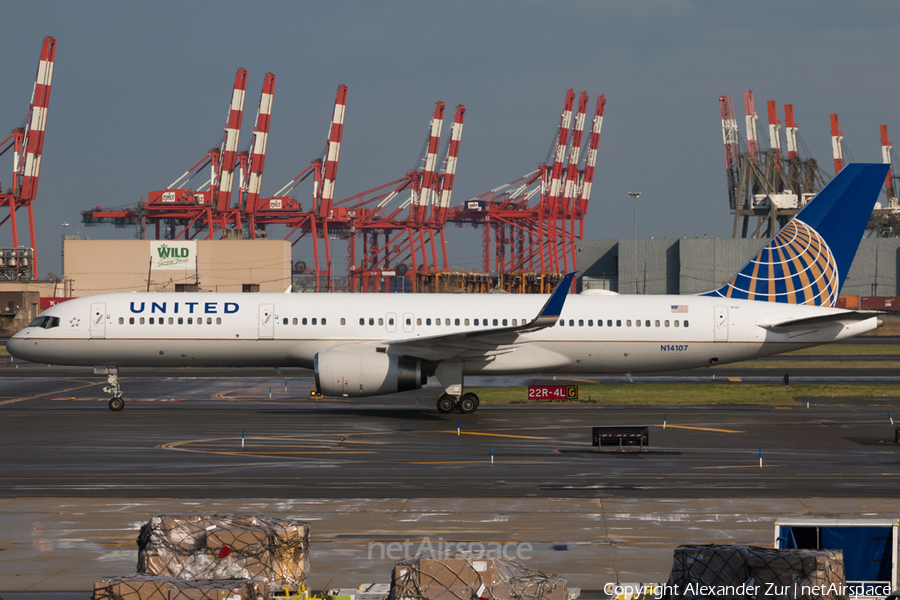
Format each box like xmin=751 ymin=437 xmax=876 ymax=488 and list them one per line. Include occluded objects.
xmin=702 ymin=163 xmax=889 ymax=306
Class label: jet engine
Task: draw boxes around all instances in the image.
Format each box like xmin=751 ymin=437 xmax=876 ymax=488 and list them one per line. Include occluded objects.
xmin=315 ymin=349 xmax=423 ymax=397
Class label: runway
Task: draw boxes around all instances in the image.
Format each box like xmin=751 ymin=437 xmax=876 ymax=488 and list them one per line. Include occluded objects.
xmin=2 ymin=368 xmax=900 ymax=499
xmin=3 ymin=364 xmax=900 ymax=594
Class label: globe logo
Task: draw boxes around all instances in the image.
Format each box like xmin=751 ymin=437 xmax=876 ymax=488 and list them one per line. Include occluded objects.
xmin=715 ymin=219 xmax=839 ymax=306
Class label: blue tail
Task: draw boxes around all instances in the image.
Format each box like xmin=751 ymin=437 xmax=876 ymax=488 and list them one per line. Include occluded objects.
xmin=702 ymin=163 xmax=889 ymax=306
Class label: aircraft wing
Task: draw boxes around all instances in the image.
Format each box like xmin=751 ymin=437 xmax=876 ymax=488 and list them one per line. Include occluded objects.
xmin=759 ymin=310 xmax=882 ymax=332
xmin=378 ymin=272 xmax=575 ymax=362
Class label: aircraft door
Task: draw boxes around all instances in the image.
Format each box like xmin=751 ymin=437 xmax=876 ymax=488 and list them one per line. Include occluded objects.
xmin=386 ymin=312 xmax=397 ymax=333
xmin=90 ymin=303 xmax=107 ymax=339
xmin=402 ymin=312 xmax=414 ymax=333
xmin=714 ymin=306 xmax=728 ymax=342
xmin=259 ymin=304 xmax=274 ymax=339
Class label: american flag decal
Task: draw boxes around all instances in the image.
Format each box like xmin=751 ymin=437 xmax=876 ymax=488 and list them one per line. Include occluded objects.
xmin=671 ymin=305 xmax=688 ymax=313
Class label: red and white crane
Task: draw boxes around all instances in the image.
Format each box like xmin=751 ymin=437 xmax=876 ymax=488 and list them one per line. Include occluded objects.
xmin=881 ymin=125 xmax=895 ymax=204
xmin=743 ymin=91 xmax=759 ymax=161
xmin=215 ymin=69 xmax=248 ymax=213
xmin=784 ymin=104 xmax=799 ymax=161
xmin=766 ymin=101 xmax=782 ymax=160
xmin=317 ymin=84 xmax=347 ymax=219
xmin=719 ymin=95 xmax=741 ymax=210
xmin=241 ymin=73 xmax=276 ymax=234
xmin=0 ymin=36 xmax=56 ymax=279
xmin=830 ymin=113 xmax=844 ymax=174
xmin=411 ymin=102 xmax=445 ymax=225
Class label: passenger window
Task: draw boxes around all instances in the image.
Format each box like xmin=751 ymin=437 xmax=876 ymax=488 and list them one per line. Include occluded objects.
xmin=636 ymin=320 xmax=641 ymax=327
xmin=168 ymin=317 xmax=173 ymax=325
xmin=417 ymin=318 xmax=422 ymax=326
xmin=369 ymin=318 xmax=374 ymax=326
xmin=340 ymin=318 xmax=345 ymax=325
xmin=608 ymin=320 xmax=613 ymax=327
xmin=501 ymin=319 xmax=507 ymax=326
xmin=388 ymin=318 xmax=394 ymax=326
xmin=160 ymin=319 xmax=164 ymax=325
xmin=436 ymin=318 xmax=442 ymax=326
xmin=464 ymin=319 xmax=469 ymax=326
xmin=474 ymin=319 xmax=479 ymax=326
xmin=655 ymin=320 xmax=660 ymax=327
xmin=568 ymin=319 xmax=574 ymax=326
xmin=322 ymin=318 xmax=327 ymax=325
xmin=140 ymin=317 xmax=145 ymax=324
xmin=178 ymin=317 xmax=184 ymax=325
xmin=493 ymin=319 xmax=499 ymax=326
xmin=294 ymin=318 xmax=299 ymax=325
xmin=149 ymin=317 xmax=155 ymax=324
xmin=645 ymin=320 xmax=651 ymax=327
xmin=359 ymin=318 xmax=364 ymax=325
xmin=455 ymin=318 xmax=460 ymax=326
xmin=406 ymin=318 xmax=411 ymax=325
xmin=578 ymin=319 xmax=584 ymax=327
xmin=312 ymin=318 xmax=317 ymax=325
xmin=188 ymin=317 xmax=193 ymax=324
xmin=303 ymin=318 xmax=308 ymax=325
xmin=207 ymin=317 xmax=213 ymax=324
xmin=129 ymin=317 xmax=135 ymax=325
xmin=674 ymin=320 xmax=680 ymax=327
xmin=559 ymin=320 xmax=564 ymax=326
xmin=119 ymin=317 xmax=124 ymax=325
xmin=684 ymin=320 xmax=689 ymax=327
xmin=588 ymin=320 xmax=593 ymax=326
xmin=378 ymin=318 xmax=384 ymax=326
xmin=616 ymin=320 xmax=622 ymax=327
xmin=627 ymin=320 xmax=632 ymax=327
xmin=665 ymin=320 xmax=670 ymax=327
xmin=512 ymin=319 xmax=517 ymax=326
xmin=426 ymin=318 xmax=432 ymax=326
xmin=215 ymin=317 xmax=221 ymax=325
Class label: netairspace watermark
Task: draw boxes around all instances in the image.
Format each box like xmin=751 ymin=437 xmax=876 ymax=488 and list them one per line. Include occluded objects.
xmin=602 ymin=583 xmax=892 ymax=599
xmin=367 ymin=538 xmax=532 ymax=561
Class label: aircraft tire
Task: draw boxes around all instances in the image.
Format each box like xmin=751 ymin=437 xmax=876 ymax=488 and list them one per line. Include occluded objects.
xmin=458 ymin=394 xmax=478 ymax=414
xmin=437 ymin=394 xmax=457 ymax=414
xmin=108 ymin=397 xmax=124 ymax=412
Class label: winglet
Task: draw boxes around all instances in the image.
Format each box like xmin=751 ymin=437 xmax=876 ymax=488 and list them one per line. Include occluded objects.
xmin=520 ymin=272 xmax=576 ymax=331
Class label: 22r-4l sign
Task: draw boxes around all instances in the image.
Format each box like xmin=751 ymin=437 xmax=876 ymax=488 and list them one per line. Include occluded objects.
xmin=528 ymin=385 xmax=578 ymax=400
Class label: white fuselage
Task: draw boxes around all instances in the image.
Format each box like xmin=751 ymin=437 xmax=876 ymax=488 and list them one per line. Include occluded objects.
xmin=8 ymin=291 xmax=879 ymax=375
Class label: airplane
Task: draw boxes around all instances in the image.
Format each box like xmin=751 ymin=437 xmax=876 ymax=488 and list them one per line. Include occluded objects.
xmin=8 ymin=163 xmax=890 ymax=413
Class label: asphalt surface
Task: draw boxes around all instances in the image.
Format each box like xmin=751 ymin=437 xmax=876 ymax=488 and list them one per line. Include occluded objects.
xmin=2 ymin=367 xmax=900 ymax=499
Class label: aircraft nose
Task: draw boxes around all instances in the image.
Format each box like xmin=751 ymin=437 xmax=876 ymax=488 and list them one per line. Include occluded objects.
xmin=6 ymin=334 xmax=29 ymax=360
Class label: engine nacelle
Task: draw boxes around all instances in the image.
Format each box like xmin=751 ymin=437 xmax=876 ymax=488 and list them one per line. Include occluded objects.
xmin=314 ymin=349 xmax=423 ymax=397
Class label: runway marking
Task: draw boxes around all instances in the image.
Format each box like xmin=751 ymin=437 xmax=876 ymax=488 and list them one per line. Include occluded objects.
xmin=0 ymin=380 xmax=105 ymax=405
xmin=653 ymin=425 xmax=745 ymax=433
xmin=692 ymin=464 xmax=785 ymax=469
xmin=50 ymin=397 xmax=184 ymax=402
xmin=412 ymin=460 xmax=553 ymax=465
xmin=727 ymin=377 xmax=742 ymax=382
xmin=774 ymin=406 xmax=791 ymax=409
xmin=438 ymin=431 xmax=550 ymax=440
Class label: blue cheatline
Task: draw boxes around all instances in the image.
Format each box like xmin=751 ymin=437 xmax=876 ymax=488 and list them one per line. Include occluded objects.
xmin=701 ymin=163 xmax=890 ymax=306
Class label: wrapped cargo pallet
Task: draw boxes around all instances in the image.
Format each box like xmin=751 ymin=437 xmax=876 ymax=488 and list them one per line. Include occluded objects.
xmin=93 ymin=575 xmax=266 ymax=600
xmin=665 ymin=545 xmax=846 ymax=600
xmin=390 ymin=554 xmax=567 ymax=600
xmin=136 ymin=514 xmax=310 ymax=590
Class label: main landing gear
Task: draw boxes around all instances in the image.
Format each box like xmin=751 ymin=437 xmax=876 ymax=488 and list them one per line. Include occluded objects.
xmin=436 ymin=392 xmax=480 ymax=414
xmin=103 ymin=370 xmax=124 ymax=411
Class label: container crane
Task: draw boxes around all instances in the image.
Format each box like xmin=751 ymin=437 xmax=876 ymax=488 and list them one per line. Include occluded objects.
xmin=0 ymin=36 xmax=56 ymax=279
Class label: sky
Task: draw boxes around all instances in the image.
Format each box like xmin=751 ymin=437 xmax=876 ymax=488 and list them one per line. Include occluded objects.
xmin=2 ymin=1 xmax=899 ymax=279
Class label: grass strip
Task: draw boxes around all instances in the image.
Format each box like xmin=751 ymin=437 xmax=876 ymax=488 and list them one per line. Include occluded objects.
xmin=469 ymin=383 xmax=900 ymax=406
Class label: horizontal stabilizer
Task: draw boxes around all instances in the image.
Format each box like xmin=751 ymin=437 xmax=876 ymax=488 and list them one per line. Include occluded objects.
xmin=760 ymin=311 xmax=881 ymax=331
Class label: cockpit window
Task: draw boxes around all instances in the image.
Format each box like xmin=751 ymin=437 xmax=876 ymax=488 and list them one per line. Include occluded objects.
xmin=28 ymin=316 xmax=60 ymax=329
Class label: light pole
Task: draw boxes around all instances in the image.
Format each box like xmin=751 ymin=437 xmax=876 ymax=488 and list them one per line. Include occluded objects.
xmin=60 ymin=222 xmax=69 ymax=280
xmin=628 ymin=192 xmax=641 ymax=293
